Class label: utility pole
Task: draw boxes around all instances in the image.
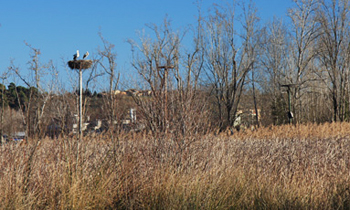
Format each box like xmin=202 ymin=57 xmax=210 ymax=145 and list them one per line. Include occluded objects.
xmin=281 ymin=84 xmax=297 ymax=124
xmin=158 ymin=65 xmax=174 ymax=133
xmin=0 ymin=74 xmax=6 ymax=144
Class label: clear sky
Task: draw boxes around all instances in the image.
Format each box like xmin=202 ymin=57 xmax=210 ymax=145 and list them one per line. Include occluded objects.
xmin=0 ymin=0 xmax=293 ymax=91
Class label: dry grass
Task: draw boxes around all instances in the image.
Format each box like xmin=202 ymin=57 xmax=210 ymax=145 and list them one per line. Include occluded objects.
xmin=1 ymin=122 xmax=350 ymax=209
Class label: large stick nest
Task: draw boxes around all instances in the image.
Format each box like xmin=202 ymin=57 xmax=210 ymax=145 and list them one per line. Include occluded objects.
xmin=68 ymin=60 xmax=93 ymax=70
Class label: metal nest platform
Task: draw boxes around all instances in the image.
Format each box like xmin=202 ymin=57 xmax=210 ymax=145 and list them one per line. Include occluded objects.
xmin=68 ymin=60 xmax=93 ymax=70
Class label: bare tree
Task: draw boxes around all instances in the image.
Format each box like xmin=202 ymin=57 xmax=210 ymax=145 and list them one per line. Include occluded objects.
xmin=169 ymin=7 xmax=209 ymax=137
xmin=82 ymin=55 xmax=104 ymax=127
xmin=98 ymin=33 xmax=119 ymax=94
xmin=316 ymin=0 xmax=350 ymax=122
xmin=204 ymin=1 xmax=260 ymax=131
xmin=287 ymin=0 xmax=320 ymax=123
xmin=259 ymin=17 xmax=290 ymax=125
xmin=8 ymin=43 xmax=55 ymax=138
xmin=0 ymin=71 xmax=9 ymax=143
xmin=128 ymin=15 xmax=210 ymax=138
xmin=97 ymin=33 xmax=120 ymax=132
xmin=128 ymin=18 xmax=180 ymax=134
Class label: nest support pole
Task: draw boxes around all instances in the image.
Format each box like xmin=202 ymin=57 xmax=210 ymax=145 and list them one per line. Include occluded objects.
xmin=68 ymin=60 xmax=93 ymax=140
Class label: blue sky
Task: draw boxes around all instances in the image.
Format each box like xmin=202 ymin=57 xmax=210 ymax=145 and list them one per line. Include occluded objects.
xmin=0 ymin=0 xmax=293 ymax=91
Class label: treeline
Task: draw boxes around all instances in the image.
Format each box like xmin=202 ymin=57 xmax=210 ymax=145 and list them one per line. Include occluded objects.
xmin=0 ymin=83 xmax=38 ymax=111
xmin=3 ymin=0 xmax=350 ymax=138
xmin=128 ymin=0 xmax=349 ymax=135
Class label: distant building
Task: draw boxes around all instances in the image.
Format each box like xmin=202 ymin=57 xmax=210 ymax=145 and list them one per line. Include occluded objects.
xmin=234 ymin=109 xmax=261 ymax=129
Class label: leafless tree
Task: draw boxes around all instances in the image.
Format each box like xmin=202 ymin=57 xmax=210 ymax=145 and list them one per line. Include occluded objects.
xmin=287 ymin=0 xmax=320 ymax=123
xmin=204 ymin=1 xmax=260 ymax=131
xmin=128 ymin=16 xmax=210 ymax=137
xmin=0 ymin=71 xmax=9 ymax=143
xmin=315 ymin=0 xmax=350 ymax=122
xmin=128 ymin=19 xmax=181 ymax=134
xmin=169 ymin=8 xmax=209 ymax=137
xmin=98 ymin=33 xmax=119 ymax=95
xmin=259 ymin=17 xmax=290 ymax=124
xmin=97 ymin=33 xmax=120 ymax=132
xmin=81 ymin=55 xmax=104 ymax=127
xmin=8 ymin=43 xmax=56 ymax=138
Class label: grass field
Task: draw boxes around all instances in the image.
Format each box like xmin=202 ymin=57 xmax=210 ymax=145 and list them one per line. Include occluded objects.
xmin=1 ymin=122 xmax=350 ymax=209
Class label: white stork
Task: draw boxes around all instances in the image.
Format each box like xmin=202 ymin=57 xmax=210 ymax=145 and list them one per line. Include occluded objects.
xmin=83 ymin=51 xmax=89 ymax=59
xmin=73 ymin=50 xmax=80 ymax=60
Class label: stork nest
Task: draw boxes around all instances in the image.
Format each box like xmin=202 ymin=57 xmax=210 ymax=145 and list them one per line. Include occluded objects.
xmin=68 ymin=60 xmax=93 ymax=70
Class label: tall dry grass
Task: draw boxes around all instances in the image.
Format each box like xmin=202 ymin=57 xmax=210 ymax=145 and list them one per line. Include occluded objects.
xmin=1 ymin=122 xmax=350 ymax=209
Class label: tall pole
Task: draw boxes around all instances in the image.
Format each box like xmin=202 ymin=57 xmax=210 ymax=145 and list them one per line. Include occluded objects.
xmin=68 ymin=56 xmax=92 ymax=140
xmin=287 ymin=88 xmax=292 ymax=124
xmin=0 ymin=77 xmax=4 ymax=144
xmin=164 ymin=67 xmax=168 ymax=133
xmin=158 ymin=65 xmax=173 ymax=133
xmin=281 ymin=84 xmax=296 ymax=124
xmin=79 ymin=67 xmax=83 ymax=141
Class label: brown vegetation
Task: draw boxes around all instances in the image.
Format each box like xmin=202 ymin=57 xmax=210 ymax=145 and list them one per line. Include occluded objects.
xmin=4 ymin=1 xmax=350 ymax=208
xmin=1 ymin=122 xmax=350 ymax=209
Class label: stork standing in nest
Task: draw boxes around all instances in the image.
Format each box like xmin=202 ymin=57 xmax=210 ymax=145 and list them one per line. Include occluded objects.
xmin=73 ymin=50 xmax=80 ymax=60
xmin=83 ymin=51 xmax=89 ymax=59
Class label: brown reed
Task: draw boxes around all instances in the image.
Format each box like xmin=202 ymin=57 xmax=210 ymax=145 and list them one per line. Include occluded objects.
xmin=0 ymin=123 xmax=350 ymax=209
